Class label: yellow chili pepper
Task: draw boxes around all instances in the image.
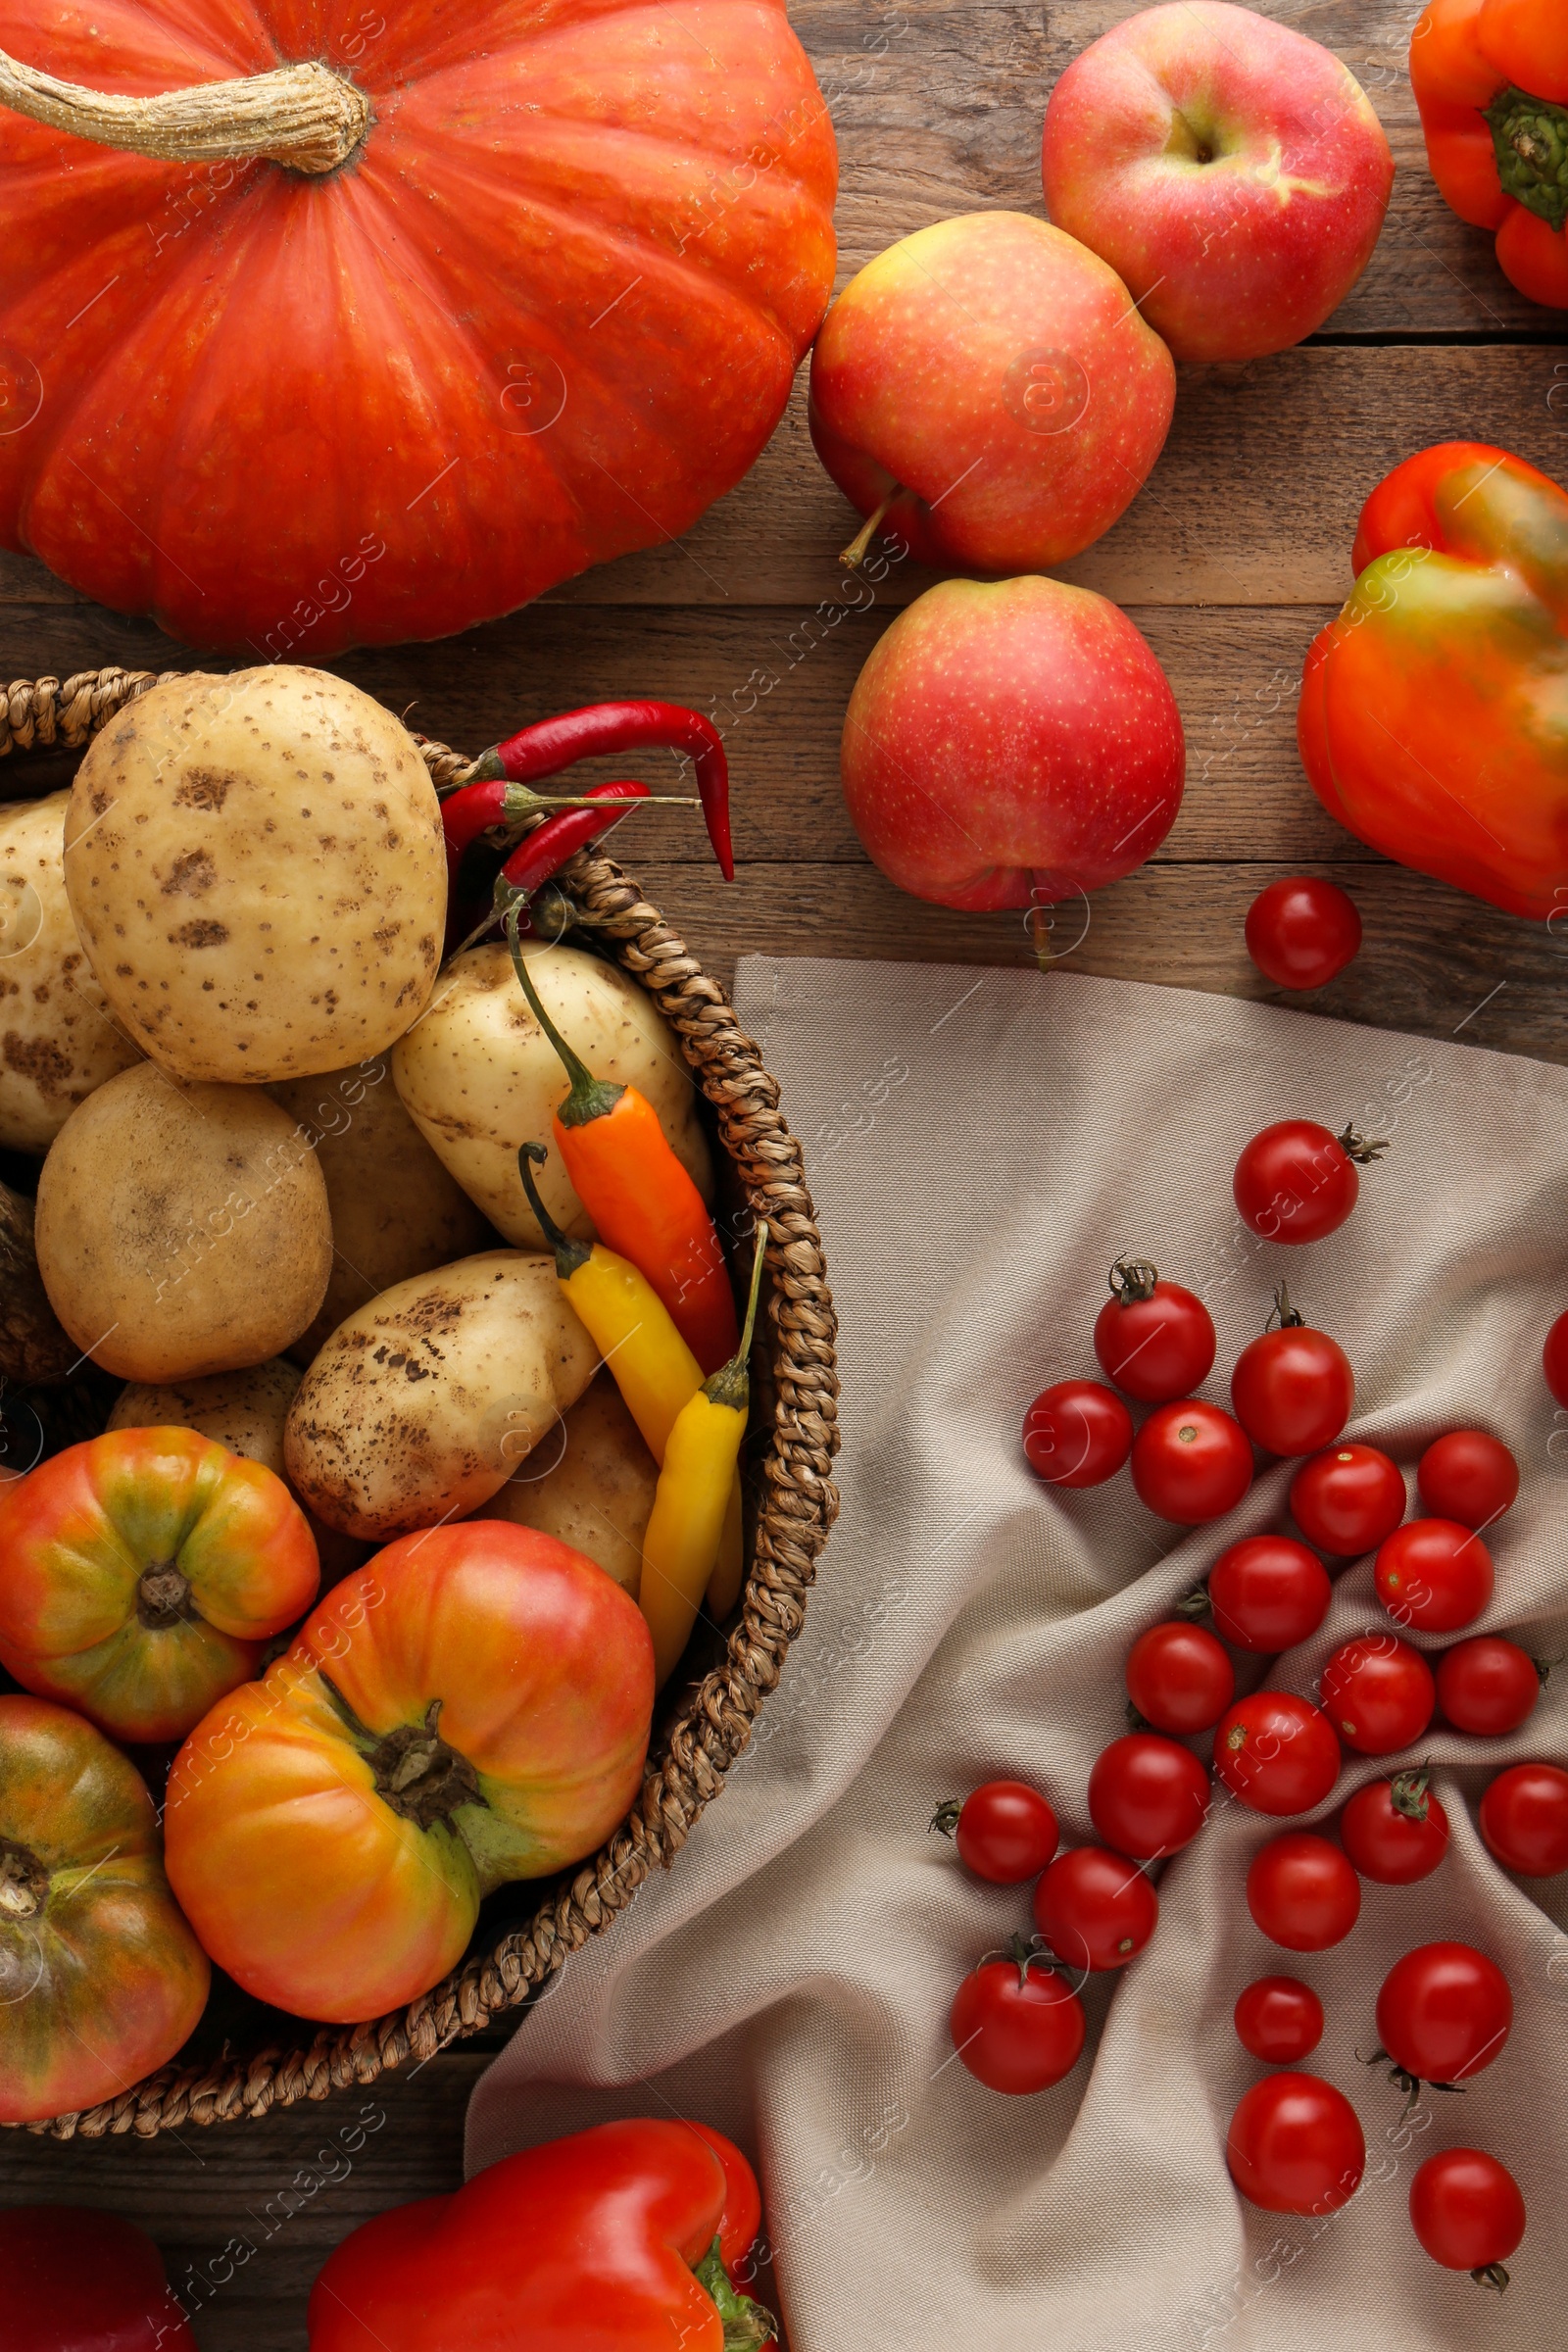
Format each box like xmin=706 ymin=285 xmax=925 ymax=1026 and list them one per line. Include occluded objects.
xmin=639 ymin=1224 xmax=767 ymax=1690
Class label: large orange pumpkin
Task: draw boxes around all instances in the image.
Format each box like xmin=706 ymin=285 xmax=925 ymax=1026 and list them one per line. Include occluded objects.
xmin=0 ymin=1 xmax=836 ymax=655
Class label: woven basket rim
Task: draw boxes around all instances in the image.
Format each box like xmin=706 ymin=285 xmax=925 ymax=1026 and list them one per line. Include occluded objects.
xmin=0 ymin=664 xmax=841 ymax=2141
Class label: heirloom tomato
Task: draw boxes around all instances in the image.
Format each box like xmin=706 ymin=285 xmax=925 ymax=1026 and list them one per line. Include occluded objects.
xmin=4 ymin=2205 xmax=196 ymax=2352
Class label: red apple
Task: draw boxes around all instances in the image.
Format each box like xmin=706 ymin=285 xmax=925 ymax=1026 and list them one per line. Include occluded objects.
xmin=808 ymin=212 xmax=1174 ymax=570
xmin=841 ymin=576 xmax=1185 ymax=909
xmin=1043 ymin=1 xmax=1394 ymax=363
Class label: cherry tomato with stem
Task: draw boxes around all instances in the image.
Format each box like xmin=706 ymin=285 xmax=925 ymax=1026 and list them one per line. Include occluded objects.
xmin=1226 ymin=2073 xmax=1365 ymax=2215
xmin=1205 ymin=1535 xmax=1331 ymax=1653
xmin=1214 ymin=1691 xmax=1341 ymax=1817
xmin=1093 ymin=1259 xmax=1216 ymax=1403
xmin=1409 ymin=2148 xmax=1526 ymax=2287
xmin=1544 ymin=1309 xmax=1568 ymax=1409
xmin=1417 ymin=1430 xmax=1518 ymax=1531
xmin=1130 ymin=1400 xmax=1252 ymax=1525
xmin=1233 ymin=1119 xmax=1387 ymax=1247
xmin=1032 ymin=1846 xmax=1157 ymax=1973
xmin=1245 ymin=877 xmax=1362 ymax=992
xmin=1320 ymin=1636 xmax=1435 ymax=1756
xmin=1022 ymin=1381 xmax=1132 ymax=1490
xmin=1375 ymin=1518 xmax=1493 ymax=1635
xmin=949 ymin=1937 xmax=1087 ymax=2094
xmin=1436 ymin=1638 xmax=1542 ymax=1738
xmin=1341 ymin=1767 xmax=1449 ymax=1886
xmin=1234 ymin=1977 xmax=1324 ymax=2065
xmin=1374 ymin=1942 xmax=1512 ymax=2095
xmin=930 ymin=1781 xmax=1058 ymax=1886
xmin=1231 ymin=1294 xmax=1353 ymax=1456
xmin=1247 ymin=1832 xmax=1361 ymax=1952
xmin=1480 ymin=1762 xmax=1568 ymax=1878
xmin=1126 ymin=1621 xmax=1234 ymax=1735
xmin=1088 ymin=1734 xmax=1210 ymax=1861
xmin=1289 ymin=1443 xmax=1405 ymax=1556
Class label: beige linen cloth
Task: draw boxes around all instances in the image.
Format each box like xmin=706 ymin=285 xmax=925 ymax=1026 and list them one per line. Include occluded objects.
xmin=467 ymin=958 xmax=1568 ymax=2351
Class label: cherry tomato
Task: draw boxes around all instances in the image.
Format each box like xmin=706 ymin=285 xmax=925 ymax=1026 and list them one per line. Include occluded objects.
xmin=1214 ymin=1691 xmax=1341 ymax=1817
xmin=1289 ymin=1443 xmax=1405 ymax=1556
xmin=1234 ymin=1976 xmax=1324 ymax=2064
xmin=932 ymin=1782 xmax=1059 ymax=1886
xmin=1417 ymin=1430 xmax=1519 ymax=1531
xmin=1247 ymin=1832 xmax=1361 ymax=1952
xmin=949 ymin=1947 xmax=1087 ymax=2094
xmin=1480 ymin=1761 xmax=1568 ymax=1878
xmin=1319 ymin=1636 xmax=1435 ymax=1756
xmin=1088 ymin=1733 xmax=1210 ymax=1861
xmin=1544 ymin=1308 xmax=1568 ymax=1409
xmin=1225 ymin=2072 xmax=1365 ymax=2215
xmin=1436 ymin=1638 xmax=1541 ymax=1738
xmin=1231 ymin=1317 xmax=1353 ymax=1456
xmin=1375 ymin=1942 xmax=1512 ymax=2089
xmin=1130 ymin=1400 xmax=1253 ymax=1525
xmin=1374 ymin=1518 xmax=1493 ymax=1634
xmin=1233 ymin=1119 xmax=1383 ymax=1247
xmin=1341 ymin=1768 xmax=1449 ymax=1886
xmin=1092 ymin=1260 xmax=1216 ymax=1403
xmin=1126 ymin=1621 xmax=1234 ymax=1735
xmin=1022 ymin=1380 xmax=1132 ymax=1490
xmin=1032 ymin=1846 xmax=1157 ymax=1972
xmin=1245 ymin=877 xmax=1362 ymax=992
xmin=1409 ymin=2148 xmax=1526 ymax=2284
xmin=1207 ymin=1535 xmax=1331 ymax=1654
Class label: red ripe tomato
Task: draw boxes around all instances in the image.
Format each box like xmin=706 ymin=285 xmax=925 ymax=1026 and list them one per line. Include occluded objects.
xmin=1436 ymin=1638 xmax=1541 ymax=1738
xmin=1247 ymin=1832 xmax=1360 ymax=1952
xmin=1231 ymin=1317 xmax=1353 ymax=1456
xmin=1417 ymin=1430 xmax=1519 ymax=1530
xmin=1126 ymin=1621 xmax=1234 ymax=1734
xmin=1290 ymin=1443 xmax=1406 ymax=1555
xmin=1088 ymin=1733 xmax=1210 ymax=1861
xmin=1319 ymin=1636 xmax=1435 ymax=1756
xmin=1374 ymin=1518 xmax=1493 ymax=1634
xmin=1130 ymin=1400 xmax=1253 ymax=1524
xmin=1022 ymin=1380 xmax=1133 ymax=1489
xmin=1341 ymin=1769 xmax=1449 ymax=1885
xmin=1375 ymin=1943 xmax=1512 ymax=2089
xmin=1245 ymin=876 xmax=1362 ymax=991
xmin=1032 ymin=1846 xmax=1158 ymax=1972
xmin=1409 ymin=2148 xmax=1526 ymax=2282
xmin=934 ymin=1782 xmax=1059 ymax=1885
xmin=1214 ymin=1691 xmax=1341 ymax=1817
xmin=1093 ymin=1260 xmax=1216 ymax=1402
xmin=949 ymin=1950 xmax=1087 ymax=2094
xmin=1233 ymin=1119 xmax=1383 ymax=1247
xmin=1225 ymin=2073 xmax=1365 ymax=2215
xmin=1207 ymin=1536 xmax=1331 ymax=1653
xmin=1544 ymin=1308 xmax=1568 ymax=1408
xmin=1480 ymin=1762 xmax=1568 ymax=1878
xmin=1234 ymin=1976 xmax=1324 ymax=2064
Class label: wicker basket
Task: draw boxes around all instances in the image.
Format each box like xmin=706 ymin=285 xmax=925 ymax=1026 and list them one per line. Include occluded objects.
xmin=0 ymin=665 xmax=841 ymax=2141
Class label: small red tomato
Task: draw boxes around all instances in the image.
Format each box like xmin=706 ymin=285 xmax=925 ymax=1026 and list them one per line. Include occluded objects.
xmin=1088 ymin=1733 xmax=1210 ymax=1861
xmin=1130 ymin=1400 xmax=1253 ymax=1525
xmin=1375 ymin=1517 xmax=1493 ymax=1635
xmin=1480 ymin=1761 xmax=1568 ymax=1878
xmin=1245 ymin=877 xmax=1362 ymax=992
xmin=1544 ymin=1309 xmax=1568 ymax=1408
xmin=1341 ymin=1769 xmax=1449 ymax=1885
xmin=1376 ymin=1942 xmax=1512 ymax=2089
xmin=1246 ymin=1832 xmax=1361 ymax=1952
xmin=1093 ymin=1260 xmax=1216 ymax=1403
xmin=949 ymin=1947 xmax=1087 ymax=2094
xmin=1207 ymin=1535 xmax=1331 ymax=1654
xmin=1226 ymin=2073 xmax=1365 ymax=2215
xmin=1231 ymin=1314 xmax=1353 ymax=1456
xmin=1032 ymin=1846 xmax=1158 ymax=1972
xmin=1409 ymin=2148 xmax=1526 ymax=2283
xmin=1022 ymin=1380 xmax=1133 ymax=1490
xmin=1319 ymin=1636 xmax=1435 ymax=1756
xmin=1234 ymin=1976 xmax=1324 ymax=2065
xmin=1436 ymin=1638 xmax=1541 ymax=1738
xmin=1289 ymin=1443 xmax=1406 ymax=1555
xmin=932 ymin=1781 xmax=1059 ymax=1886
xmin=1126 ymin=1621 xmax=1234 ymax=1735
xmin=1417 ymin=1429 xmax=1519 ymax=1530
xmin=1214 ymin=1691 xmax=1341 ymax=1817
xmin=1233 ymin=1119 xmax=1384 ymax=1247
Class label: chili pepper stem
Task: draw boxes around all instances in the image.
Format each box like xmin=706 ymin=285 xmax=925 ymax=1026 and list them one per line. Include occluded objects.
xmin=703 ymin=1223 xmax=769 ymax=1412
xmin=517 ymin=1144 xmax=590 ymax=1276
xmin=841 ymin=490 xmax=899 ymax=570
xmin=504 ymin=789 xmax=701 ymax=817
xmin=504 ymin=905 xmax=625 ymax=1123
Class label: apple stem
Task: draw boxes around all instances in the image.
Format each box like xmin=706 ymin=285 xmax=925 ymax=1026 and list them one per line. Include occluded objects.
xmin=840 ymin=492 xmax=898 ymax=571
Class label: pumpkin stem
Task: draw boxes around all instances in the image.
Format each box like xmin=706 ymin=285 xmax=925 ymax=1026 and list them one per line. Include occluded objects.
xmin=0 ymin=50 xmax=370 ymax=175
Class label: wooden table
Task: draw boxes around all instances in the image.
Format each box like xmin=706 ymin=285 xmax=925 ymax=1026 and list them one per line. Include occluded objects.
xmin=2 ymin=2 xmax=1565 ymax=2340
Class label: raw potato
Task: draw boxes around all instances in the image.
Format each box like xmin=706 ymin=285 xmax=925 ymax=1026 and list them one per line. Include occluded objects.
xmin=34 ymin=1064 xmax=332 ymax=1383
xmin=480 ymin=1371 xmax=658 ymax=1595
xmin=64 ymin=666 xmax=446 ymax=1084
xmin=392 ymin=940 xmax=712 ymax=1248
xmin=269 ymin=1059 xmax=495 ymax=1362
xmin=284 ymin=1251 xmax=599 ymax=1542
xmin=0 ymin=790 xmax=142 ymax=1151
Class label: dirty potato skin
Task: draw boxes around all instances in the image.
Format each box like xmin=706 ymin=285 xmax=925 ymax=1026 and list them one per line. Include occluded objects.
xmin=481 ymin=1370 xmax=659 ymax=1595
xmin=34 ymin=1064 xmax=333 ymax=1382
xmin=63 ymin=667 xmax=446 ymax=1084
xmin=284 ymin=1251 xmax=600 ymax=1542
xmin=0 ymin=790 xmax=142 ymax=1151
xmin=391 ymin=940 xmax=712 ymax=1248
xmin=269 ymin=1058 xmax=495 ymax=1362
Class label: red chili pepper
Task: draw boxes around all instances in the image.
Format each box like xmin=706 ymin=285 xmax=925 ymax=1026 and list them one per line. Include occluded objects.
xmin=465 ymin=702 xmax=735 ymax=882
xmin=446 ymin=781 xmax=653 ymax=954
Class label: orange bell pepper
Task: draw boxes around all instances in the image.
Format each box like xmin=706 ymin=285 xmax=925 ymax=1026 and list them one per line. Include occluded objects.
xmin=1409 ymin=0 xmax=1568 ymax=307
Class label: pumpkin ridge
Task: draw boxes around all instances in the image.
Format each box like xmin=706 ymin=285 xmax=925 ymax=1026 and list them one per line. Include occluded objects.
xmin=0 ymin=0 xmax=275 ymax=94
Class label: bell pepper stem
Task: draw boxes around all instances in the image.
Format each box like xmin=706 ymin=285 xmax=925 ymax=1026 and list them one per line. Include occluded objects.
xmin=504 ymin=905 xmax=624 ymax=1124
xmin=694 ymin=2240 xmax=776 ymax=2348
xmin=702 ymin=1222 xmax=768 ymax=1412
